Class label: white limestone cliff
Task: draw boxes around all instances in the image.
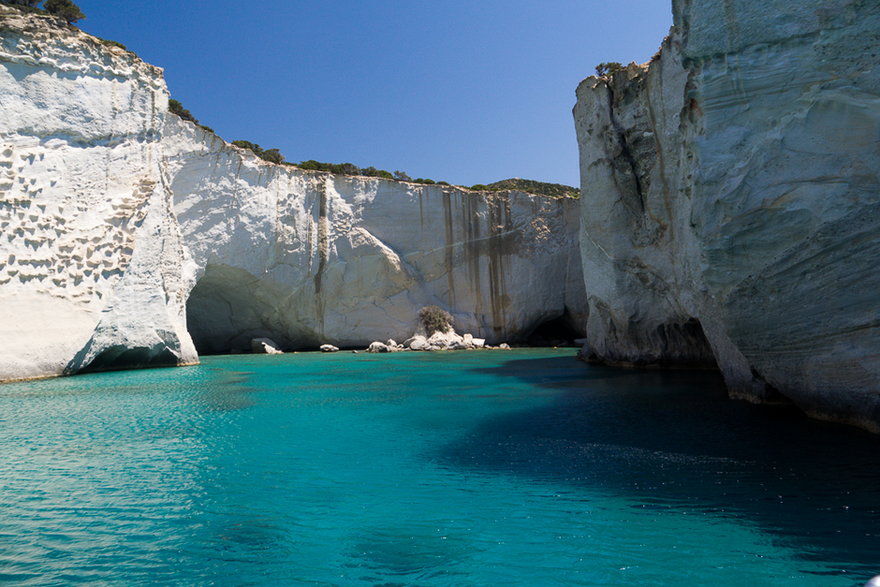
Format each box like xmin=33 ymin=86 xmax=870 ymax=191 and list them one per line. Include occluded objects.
xmin=574 ymin=0 xmax=880 ymax=430
xmin=0 ymin=7 xmax=585 ymax=381
xmin=166 ymin=123 xmax=585 ymax=353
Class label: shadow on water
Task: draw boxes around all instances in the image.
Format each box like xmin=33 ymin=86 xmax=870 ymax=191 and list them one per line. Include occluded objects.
xmin=438 ymin=356 xmax=880 ymax=575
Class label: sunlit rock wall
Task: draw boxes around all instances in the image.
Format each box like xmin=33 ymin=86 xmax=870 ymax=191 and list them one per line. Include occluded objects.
xmin=0 ymin=7 xmax=197 ymax=379
xmin=574 ymin=0 xmax=880 ymax=430
xmin=0 ymin=7 xmax=586 ymax=380
xmin=165 ymin=122 xmax=585 ymax=352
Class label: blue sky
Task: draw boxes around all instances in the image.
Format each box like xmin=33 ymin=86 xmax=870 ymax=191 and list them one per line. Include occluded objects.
xmin=76 ymin=1 xmax=671 ymax=187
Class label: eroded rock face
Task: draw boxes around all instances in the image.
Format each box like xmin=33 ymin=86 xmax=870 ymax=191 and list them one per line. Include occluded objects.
xmin=574 ymin=0 xmax=880 ymax=430
xmin=167 ymin=125 xmax=587 ymax=352
xmin=0 ymin=8 xmax=198 ymax=379
xmin=0 ymin=7 xmax=586 ymax=381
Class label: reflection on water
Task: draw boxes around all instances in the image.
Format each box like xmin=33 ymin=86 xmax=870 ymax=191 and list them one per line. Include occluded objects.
xmin=0 ymin=350 xmax=877 ymax=585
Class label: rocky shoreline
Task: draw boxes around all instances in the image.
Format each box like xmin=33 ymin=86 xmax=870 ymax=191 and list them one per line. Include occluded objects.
xmin=250 ymin=328 xmax=513 ymax=355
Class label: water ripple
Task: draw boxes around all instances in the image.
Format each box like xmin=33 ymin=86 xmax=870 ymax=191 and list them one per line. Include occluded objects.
xmin=0 ymin=351 xmax=877 ymax=585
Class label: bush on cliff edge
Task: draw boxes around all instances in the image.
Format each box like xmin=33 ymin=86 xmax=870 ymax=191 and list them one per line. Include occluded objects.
xmin=2 ymin=0 xmax=84 ymax=23
xmin=43 ymin=0 xmax=83 ymax=23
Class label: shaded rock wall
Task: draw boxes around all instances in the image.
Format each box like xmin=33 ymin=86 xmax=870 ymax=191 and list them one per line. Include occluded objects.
xmin=574 ymin=0 xmax=880 ymax=430
xmin=0 ymin=7 xmax=586 ymax=381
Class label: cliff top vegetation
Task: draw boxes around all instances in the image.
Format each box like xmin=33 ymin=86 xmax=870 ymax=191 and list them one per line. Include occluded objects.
xmin=594 ymin=62 xmax=624 ymax=77
xmin=220 ymin=135 xmax=578 ymax=197
xmin=1 ymin=0 xmax=83 ymax=24
xmin=471 ymin=178 xmax=578 ymax=199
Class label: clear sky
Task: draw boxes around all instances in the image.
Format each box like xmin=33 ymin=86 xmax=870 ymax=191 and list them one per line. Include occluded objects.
xmin=75 ymin=0 xmax=672 ymax=188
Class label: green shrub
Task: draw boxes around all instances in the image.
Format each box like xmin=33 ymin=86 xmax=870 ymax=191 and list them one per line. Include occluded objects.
xmin=2 ymin=1 xmax=43 ymax=14
xmin=260 ymin=148 xmax=283 ymax=164
xmin=297 ymin=159 xmax=324 ymax=171
xmin=231 ymin=140 xmax=285 ymax=164
xmin=298 ymin=160 xmax=397 ymax=178
xmin=595 ymin=61 xmax=624 ymax=77
xmin=4 ymin=1 xmax=42 ymax=6
xmin=43 ymin=0 xmax=83 ymax=23
xmin=289 ymin=160 xmax=446 ymax=183
xmin=474 ymin=178 xmax=578 ymax=198
xmin=99 ymin=38 xmax=127 ymax=50
xmin=360 ymin=166 xmax=394 ymax=180
xmin=168 ymin=99 xmax=198 ymax=123
xmin=231 ymin=139 xmax=262 ymax=155
xmin=419 ymin=305 xmax=453 ymax=335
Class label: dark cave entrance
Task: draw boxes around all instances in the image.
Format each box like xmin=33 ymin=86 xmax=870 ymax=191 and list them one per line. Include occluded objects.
xmin=652 ymin=317 xmax=719 ymax=369
xmin=185 ymin=264 xmax=303 ymax=355
xmin=525 ymin=309 xmax=585 ymax=347
xmin=71 ymin=345 xmax=179 ymax=374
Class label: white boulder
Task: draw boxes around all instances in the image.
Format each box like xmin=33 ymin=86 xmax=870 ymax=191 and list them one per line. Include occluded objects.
xmin=405 ymin=336 xmax=429 ymax=351
xmin=251 ymin=338 xmax=283 ymax=354
xmin=367 ymin=341 xmax=390 ymax=353
xmin=426 ymin=330 xmax=464 ymax=350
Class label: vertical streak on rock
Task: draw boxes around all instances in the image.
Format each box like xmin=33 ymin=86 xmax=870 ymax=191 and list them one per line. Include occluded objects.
xmin=722 ymin=0 xmax=740 ymax=54
xmin=314 ymin=177 xmax=329 ymax=332
xmin=722 ymin=0 xmax=745 ymax=95
xmin=442 ymin=191 xmax=455 ymax=306
xmin=606 ymin=83 xmax=646 ymax=217
xmin=487 ymin=193 xmax=510 ymax=337
xmin=644 ymin=68 xmax=673 ymax=222
xmin=462 ymin=193 xmax=482 ymax=323
xmin=305 ymin=177 xmax=314 ymax=275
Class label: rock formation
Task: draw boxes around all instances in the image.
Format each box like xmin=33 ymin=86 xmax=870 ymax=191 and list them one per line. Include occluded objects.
xmin=0 ymin=7 xmax=586 ymax=381
xmin=367 ymin=330 xmax=489 ymax=352
xmin=574 ymin=0 xmax=880 ymax=430
xmin=251 ymin=338 xmax=283 ymax=354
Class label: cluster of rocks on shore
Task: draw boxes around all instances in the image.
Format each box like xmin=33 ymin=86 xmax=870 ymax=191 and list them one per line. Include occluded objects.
xmin=250 ymin=331 xmax=511 ymax=355
xmin=364 ymin=330 xmax=511 ymax=353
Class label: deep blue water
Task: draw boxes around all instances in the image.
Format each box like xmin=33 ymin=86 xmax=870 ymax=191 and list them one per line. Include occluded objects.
xmin=1 ymin=349 xmax=878 ymax=585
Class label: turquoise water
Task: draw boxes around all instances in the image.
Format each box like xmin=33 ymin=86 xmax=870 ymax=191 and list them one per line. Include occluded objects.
xmin=1 ymin=349 xmax=878 ymax=585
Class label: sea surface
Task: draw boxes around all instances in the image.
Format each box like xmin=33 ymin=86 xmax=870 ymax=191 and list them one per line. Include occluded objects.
xmin=1 ymin=349 xmax=878 ymax=585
